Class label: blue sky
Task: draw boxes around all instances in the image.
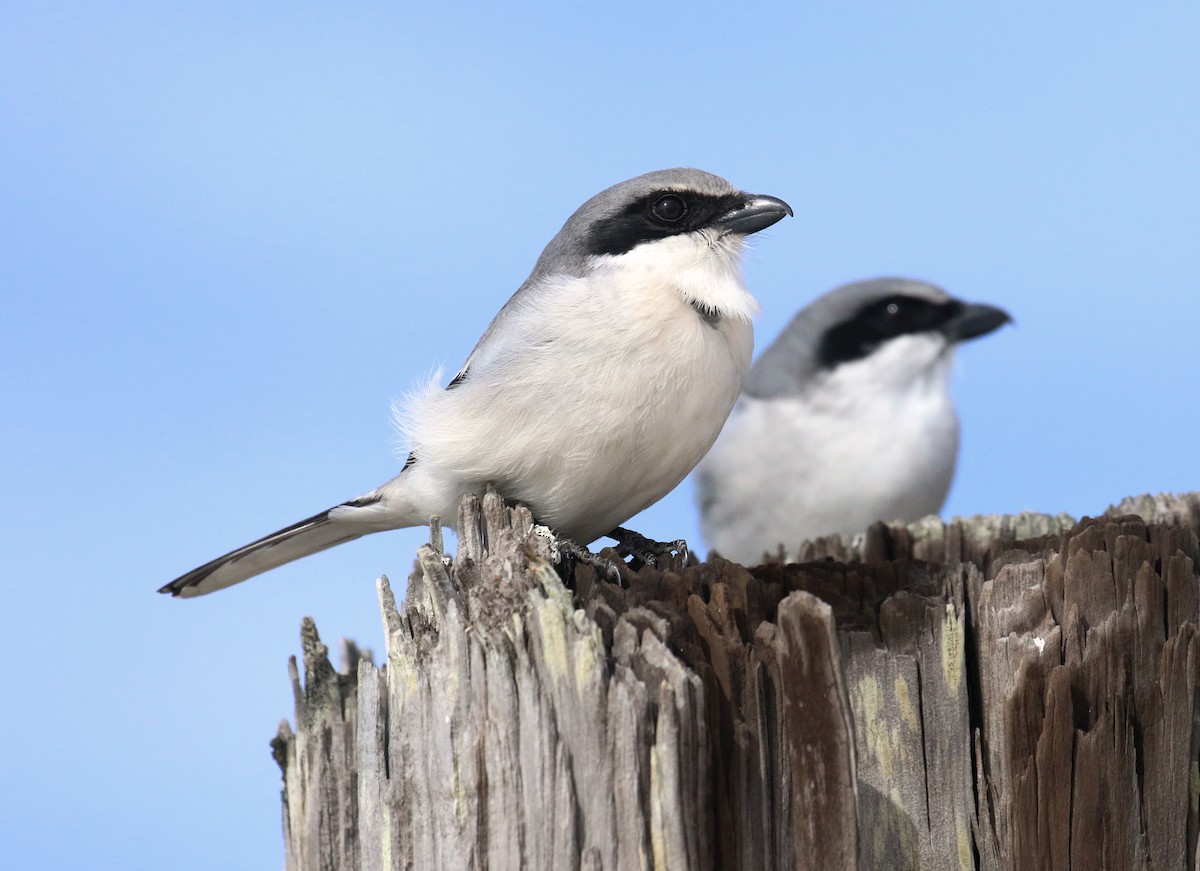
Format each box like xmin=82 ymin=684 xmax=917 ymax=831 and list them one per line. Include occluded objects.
xmin=2 ymin=2 xmax=1197 ymax=868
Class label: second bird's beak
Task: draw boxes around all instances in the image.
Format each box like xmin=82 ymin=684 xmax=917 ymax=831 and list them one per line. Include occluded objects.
xmin=941 ymin=303 xmax=1013 ymax=343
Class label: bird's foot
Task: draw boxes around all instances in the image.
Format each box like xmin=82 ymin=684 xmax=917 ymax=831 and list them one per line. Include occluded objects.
xmin=607 ymin=526 xmax=689 ymax=570
xmin=532 ymin=525 xmax=625 ymax=586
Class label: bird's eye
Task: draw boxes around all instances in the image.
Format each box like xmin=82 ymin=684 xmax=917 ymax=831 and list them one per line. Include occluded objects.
xmin=865 ymin=296 xmax=944 ymax=335
xmin=651 ymin=194 xmax=687 ymax=223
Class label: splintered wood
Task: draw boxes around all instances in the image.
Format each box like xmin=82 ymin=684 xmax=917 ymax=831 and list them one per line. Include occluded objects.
xmin=274 ymin=492 xmax=1200 ymax=870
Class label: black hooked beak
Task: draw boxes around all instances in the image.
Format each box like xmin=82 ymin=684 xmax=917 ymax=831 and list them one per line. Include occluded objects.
xmin=714 ymin=193 xmax=793 ymax=236
xmin=941 ymin=302 xmax=1013 ymax=343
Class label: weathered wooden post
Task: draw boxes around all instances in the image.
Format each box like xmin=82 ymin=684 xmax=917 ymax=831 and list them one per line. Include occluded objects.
xmin=272 ymin=492 xmax=1200 ymax=870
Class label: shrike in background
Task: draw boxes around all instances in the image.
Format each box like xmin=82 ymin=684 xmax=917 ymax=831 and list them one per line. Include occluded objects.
xmin=162 ymin=168 xmax=791 ymax=597
xmin=696 ymin=277 xmax=1010 ymax=565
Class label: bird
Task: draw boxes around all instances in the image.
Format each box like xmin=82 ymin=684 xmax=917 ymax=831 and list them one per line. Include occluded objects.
xmin=161 ymin=168 xmax=792 ymax=597
xmin=695 ymin=277 xmax=1010 ymax=565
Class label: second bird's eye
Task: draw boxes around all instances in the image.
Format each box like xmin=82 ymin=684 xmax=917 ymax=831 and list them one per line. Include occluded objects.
xmin=879 ymin=299 xmax=921 ymax=324
xmin=864 ymin=296 xmax=943 ymax=335
xmin=651 ymin=194 xmax=687 ymax=223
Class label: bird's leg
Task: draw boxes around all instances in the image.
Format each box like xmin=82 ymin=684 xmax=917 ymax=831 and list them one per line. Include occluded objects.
xmin=607 ymin=526 xmax=689 ymax=569
xmin=561 ymin=538 xmax=627 ymax=587
xmin=531 ymin=524 xmax=625 ymax=586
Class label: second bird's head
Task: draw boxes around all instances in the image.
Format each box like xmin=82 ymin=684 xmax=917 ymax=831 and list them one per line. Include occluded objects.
xmin=746 ymin=277 xmax=1012 ymax=400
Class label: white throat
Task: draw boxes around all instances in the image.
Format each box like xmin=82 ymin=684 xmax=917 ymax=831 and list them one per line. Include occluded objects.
xmin=588 ymin=232 xmax=760 ymax=323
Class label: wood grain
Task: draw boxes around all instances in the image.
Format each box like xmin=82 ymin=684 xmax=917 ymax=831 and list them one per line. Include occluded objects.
xmin=275 ymin=491 xmax=1200 ymax=870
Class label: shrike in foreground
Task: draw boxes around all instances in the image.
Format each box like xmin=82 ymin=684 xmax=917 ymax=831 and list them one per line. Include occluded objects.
xmin=696 ymin=277 xmax=1010 ymax=565
xmin=162 ymin=168 xmax=791 ymax=597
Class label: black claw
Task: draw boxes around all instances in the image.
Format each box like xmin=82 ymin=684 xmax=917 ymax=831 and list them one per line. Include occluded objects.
xmin=607 ymin=527 xmax=689 ymax=570
xmin=555 ymin=537 xmax=625 ymax=586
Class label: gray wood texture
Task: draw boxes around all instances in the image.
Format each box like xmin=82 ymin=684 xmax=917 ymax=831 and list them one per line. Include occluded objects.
xmin=275 ymin=491 xmax=1200 ymax=870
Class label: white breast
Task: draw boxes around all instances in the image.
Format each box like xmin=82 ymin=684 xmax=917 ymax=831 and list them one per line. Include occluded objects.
xmin=400 ymin=233 xmax=757 ymax=543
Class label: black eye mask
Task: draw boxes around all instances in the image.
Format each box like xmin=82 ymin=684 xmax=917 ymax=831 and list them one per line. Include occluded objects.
xmin=817 ymin=296 xmax=964 ymax=369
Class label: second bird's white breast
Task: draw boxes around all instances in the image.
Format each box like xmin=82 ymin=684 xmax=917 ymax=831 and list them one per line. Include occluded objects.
xmin=700 ymin=335 xmax=961 ymax=564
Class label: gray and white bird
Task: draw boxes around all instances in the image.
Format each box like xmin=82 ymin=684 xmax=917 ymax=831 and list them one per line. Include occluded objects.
xmin=161 ymin=168 xmax=791 ymax=597
xmin=696 ymin=277 xmax=1010 ymax=565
